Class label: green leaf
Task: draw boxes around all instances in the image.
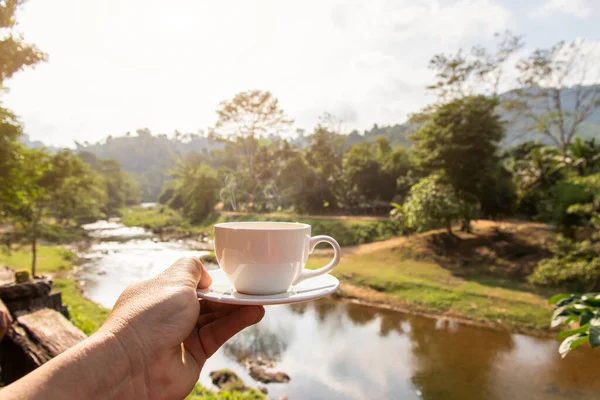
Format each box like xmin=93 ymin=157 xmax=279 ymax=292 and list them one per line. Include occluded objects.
xmin=559 ymin=334 xmax=588 ymax=358
xmin=580 ymin=311 xmax=594 ymax=326
xmin=551 ymin=315 xmax=571 ymax=328
xmin=556 ymin=296 xmax=580 ymax=307
xmin=557 ymin=324 xmax=590 ymax=341
xmin=590 ymin=326 xmax=600 ymax=349
xmin=583 ymin=298 xmax=600 ymax=307
xmin=574 ymin=304 xmax=591 ymax=310
xmin=552 ymin=305 xmax=573 ymax=319
xmin=549 ymin=294 xmax=570 ymax=305
xmin=571 ymin=336 xmax=589 ymax=351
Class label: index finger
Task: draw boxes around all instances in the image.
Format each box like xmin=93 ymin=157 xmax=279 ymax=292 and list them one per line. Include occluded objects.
xmin=200 ymin=300 xmax=246 ymax=315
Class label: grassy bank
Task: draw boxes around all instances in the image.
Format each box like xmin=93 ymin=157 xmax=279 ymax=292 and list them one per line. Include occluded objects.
xmin=308 ymin=221 xmax=558 ymax=332
xmin=121 ymin=205 xmax=185 ymax=230
xmin=0 ymin=244 xmax=75 ymax=274
xmin=185 ymin=383 xmax=264 ymax=400
xmin=53 ymin=278 xmax=111 ymax=335
xmin=0 ymin=244 xmax=109 ymax=334
xmin=123 ymin=206 xmax=558 ymax=332
xmin=122 ymin=205 xmax=402 ymax=246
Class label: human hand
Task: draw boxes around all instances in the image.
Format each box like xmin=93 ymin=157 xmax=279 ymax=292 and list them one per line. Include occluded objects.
xmin=98 ymin=257 xmax=265 ymax=399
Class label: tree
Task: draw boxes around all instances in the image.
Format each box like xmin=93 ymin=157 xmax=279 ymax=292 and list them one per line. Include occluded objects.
xmin=211 ymin=91 xmax=292 ymax=172
xmin=428 ymin=34 xmax=600 ymax=158
xmin=413 ymin=96 xmax=505 ymax=230
xmin=0 ymin=0 xmax=47 ymax=88
xmin=529 ymin=173 xmax=600 ymax=291
xmin=427 ymin=31 xmax=523 ymax=102
xmin=209 ymin=91 xmax=292 ymax=210
xmin=78 ymin=152 xmax=141 ymax=215
xmin=213 ymin=91 xmax=293 ymax=139
xmin=168 ymin=159 xmax=220 ymax=223
xmin=343 ymin=143 xmax=387 ymax=205
xmin=569 ymin=137 xmax=600 ymax=176
xmin=303 ymin=125 xmax=344 ymax=212
xmin=2 ymin=150 xmax=104 ymax=275
xmin=510 ymin=145 xmax=564 ymax=218
xmin=391 ymin=175 xmax=463 ymax=235
xmin=0 ymin=0 xmax=47 ymax=220
xmin=479 ymin=164 xmax=517 ymax=220
xmin=342 ymin=137 xmax=402 ymax=209
xmin=516 ymin=40 xmax=600 ymax=160
xmin=0 ymin=107 xmax=23 ymax=212
xmin=3 ymin=148 xmax=51 ymax=275
xmin=43 ymin=151 xmax=106 ymax=224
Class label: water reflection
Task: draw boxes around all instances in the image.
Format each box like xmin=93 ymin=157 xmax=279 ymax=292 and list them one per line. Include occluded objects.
xmin=408 ymin=317 xmax=514 ymax=400
xmin=378 ymin=308 xmax=407 ymax=337
xmin=224 ymin=323 xmax=292 ymax=363
xmin=203 ymin=300 xmax=600 ymax=400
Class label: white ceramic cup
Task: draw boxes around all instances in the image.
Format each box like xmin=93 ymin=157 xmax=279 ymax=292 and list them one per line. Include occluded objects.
xmin=213 ymin=222 xmax=341 ymax=295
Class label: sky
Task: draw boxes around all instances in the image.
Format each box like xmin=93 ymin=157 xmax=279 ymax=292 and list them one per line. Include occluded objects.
xmin=3 ymin=0 xmax=600 ymax=147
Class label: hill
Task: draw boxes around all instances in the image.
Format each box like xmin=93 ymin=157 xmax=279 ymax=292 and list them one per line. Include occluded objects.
xmin=344 ymin=84 xmax=600 ymax=148
xmin=78 ymin=129 xmax=221 ymax=200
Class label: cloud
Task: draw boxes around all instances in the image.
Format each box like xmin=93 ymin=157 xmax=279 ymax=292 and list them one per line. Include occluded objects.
xmin=4 ymin=0 xmax=511 ymax=146
xmin=537 ymin=0 xmax=599 ymax=19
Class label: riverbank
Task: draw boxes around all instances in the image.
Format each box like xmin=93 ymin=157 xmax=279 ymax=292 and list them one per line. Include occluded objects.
xmin=0 ymin=244 xmax=109 ymax=334
xmin=121 ymin=205 xmax=403 ymax=247
xmin=311 ymin=220 xmax=559 ymax=335
xmin=122 ymin=206 xmax=559 ymax=333
xmin=1 ymin=218 xmax=560 ymax=336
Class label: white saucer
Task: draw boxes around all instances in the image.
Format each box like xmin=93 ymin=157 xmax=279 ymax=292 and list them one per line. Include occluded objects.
xmin=197 ymin=269 xmax=340 ymax=306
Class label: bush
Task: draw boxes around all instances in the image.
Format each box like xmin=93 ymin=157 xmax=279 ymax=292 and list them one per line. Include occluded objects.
xmin=392 ymin=175 xmax=466 ymax=234
xmin=546 ymin=181 xmax=592 ymax=228
xmin=529 ymin=235 xmax=600 ymax=291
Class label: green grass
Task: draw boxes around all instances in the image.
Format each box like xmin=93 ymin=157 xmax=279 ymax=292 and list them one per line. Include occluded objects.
xmin=0 ymin=244 xmax=75 ymax=274
xmin=53 ymin=278 xmax=111 ymax=335
xmin=121 ymin=205 xmax=185 ymax=229
xmin=0 ymin=244 xmax=109 ymax=335
xmin=185 ymin=383 xmax=264 ymax=400
xmin=307 ymin=249 xmax=554 ymax=331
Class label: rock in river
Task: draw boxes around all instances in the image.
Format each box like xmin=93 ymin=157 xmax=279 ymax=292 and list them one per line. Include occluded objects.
xmin=249 ymin=365 xmax=291 ymax=384
xmin=209 ymin=369 xmax=247 ymax=391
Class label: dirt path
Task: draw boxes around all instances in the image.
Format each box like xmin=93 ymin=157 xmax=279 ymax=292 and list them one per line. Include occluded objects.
xmin=314 ymin=235 xmax=409 ymax=256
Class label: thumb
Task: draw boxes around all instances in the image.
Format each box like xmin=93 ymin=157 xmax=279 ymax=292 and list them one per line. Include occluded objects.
xmin=165 ymin=256 xmax=213 ymax=289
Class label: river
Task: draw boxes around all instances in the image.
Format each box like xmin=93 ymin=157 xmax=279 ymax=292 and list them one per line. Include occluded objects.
xmin=79 ymin=221 xmax=600 ymax=400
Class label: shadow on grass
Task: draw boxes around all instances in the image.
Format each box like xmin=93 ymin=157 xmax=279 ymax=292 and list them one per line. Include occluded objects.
xmin=396 ymin=224 xmax=560 ymax=296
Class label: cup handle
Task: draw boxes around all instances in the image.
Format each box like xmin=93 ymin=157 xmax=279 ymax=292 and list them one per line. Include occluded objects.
xmin=292 ymin=235 xmax=341 ymax=285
